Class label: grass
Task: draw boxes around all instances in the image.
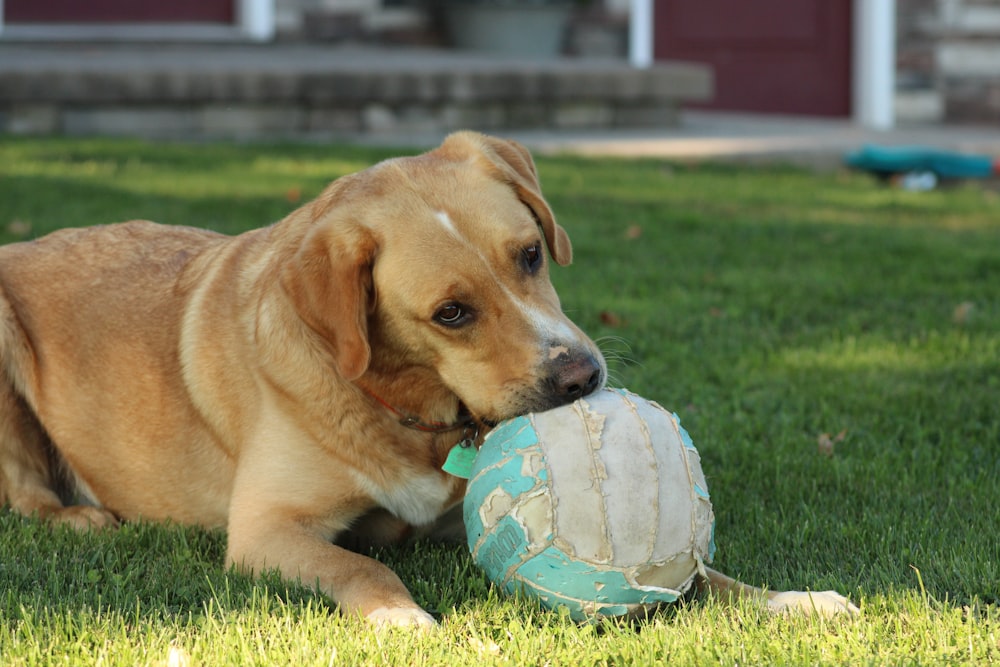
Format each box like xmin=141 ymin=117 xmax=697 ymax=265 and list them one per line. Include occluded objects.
xmin=0 ymin=136 xmax=998 ymax=665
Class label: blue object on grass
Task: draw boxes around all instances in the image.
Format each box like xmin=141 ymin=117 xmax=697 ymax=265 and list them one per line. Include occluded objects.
xmin=845 ymin=144 xmax=998 ymax=179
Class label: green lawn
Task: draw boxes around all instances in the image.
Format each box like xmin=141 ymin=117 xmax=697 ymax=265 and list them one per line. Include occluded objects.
xmin=0 ymin=137 xmax=998 ymax=665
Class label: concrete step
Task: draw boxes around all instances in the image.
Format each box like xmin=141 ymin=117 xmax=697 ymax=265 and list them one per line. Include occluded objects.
xmin=0 ymin=43 xmax=712 ymax=139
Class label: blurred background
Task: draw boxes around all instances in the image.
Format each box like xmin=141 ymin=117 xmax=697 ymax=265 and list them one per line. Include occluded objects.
xmin=0 ymin=1 xmax=997 ymax=141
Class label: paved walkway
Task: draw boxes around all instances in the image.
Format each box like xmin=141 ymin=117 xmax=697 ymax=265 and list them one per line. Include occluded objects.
xmin=354 ymin=110 xmax=1000 ymax=167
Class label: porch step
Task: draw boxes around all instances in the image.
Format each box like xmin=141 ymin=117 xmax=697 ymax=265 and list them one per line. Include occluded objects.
xmin=0 ymin=43 xmax=712 ymax=139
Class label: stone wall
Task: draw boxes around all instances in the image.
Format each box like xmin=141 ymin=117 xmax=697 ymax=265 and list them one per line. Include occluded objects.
xmin=0 ymin=43 xmax=711 ymax=139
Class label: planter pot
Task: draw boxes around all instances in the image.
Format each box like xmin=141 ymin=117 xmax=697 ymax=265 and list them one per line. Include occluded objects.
xmin=444 ymin=2 xmax=574 ymax=57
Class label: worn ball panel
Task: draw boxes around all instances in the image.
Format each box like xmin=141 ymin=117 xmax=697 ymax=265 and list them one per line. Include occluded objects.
xmin=464 ymin=388 xmax=716 ymax=621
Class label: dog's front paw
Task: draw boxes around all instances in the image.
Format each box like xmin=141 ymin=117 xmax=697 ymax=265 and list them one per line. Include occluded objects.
xmin=365 ymin=605 xmax=438 ymax=630
xmin=50 ymin=505 xmax=121 ymax=531
xmin=768 ymin=590 xmax=860 ymax=616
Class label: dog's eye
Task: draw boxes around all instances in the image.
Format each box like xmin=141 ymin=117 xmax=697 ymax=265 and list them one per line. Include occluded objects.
xmin=522 ymin=243 xmax=543 ymax=274
xmin=434 ymin=303 xmax=470 ymax=328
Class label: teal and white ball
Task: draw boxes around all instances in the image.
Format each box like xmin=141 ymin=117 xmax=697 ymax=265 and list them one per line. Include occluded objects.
xmin=464 ymin=388 xmax=716 ymax=621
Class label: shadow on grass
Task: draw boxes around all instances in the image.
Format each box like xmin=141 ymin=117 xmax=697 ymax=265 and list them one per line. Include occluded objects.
xmin=0 ymin=514 xmax=500 ymax=627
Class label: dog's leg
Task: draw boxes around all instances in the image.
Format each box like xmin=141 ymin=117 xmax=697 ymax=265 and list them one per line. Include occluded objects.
xmin=0 ymin=290 xmax=119 ymax=531
xmin=697 ymin=567 xmax=859 ymax=616
xmin=226 ymin=443 xmax=438 ymax=630
xmin=227 ymin=512 xmax=437 ymax=629
xmin=0 ymin=385 xmax=118 ymax=530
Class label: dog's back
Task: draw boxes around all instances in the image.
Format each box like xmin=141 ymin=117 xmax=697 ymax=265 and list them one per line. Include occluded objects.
xmin=0 ymin=222 xmax=235 ymax=526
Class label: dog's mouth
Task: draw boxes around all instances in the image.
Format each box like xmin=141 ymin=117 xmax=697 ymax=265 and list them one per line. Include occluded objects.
xmin=469 ymin=380 xmax=604 ymax=429
xmin=479 ymin=417 xmax=499 ymax=428
xmin=455 ymin=401 xmax=503 ymax=433
xmin=455 ymin=350 xmax=605 ymax=431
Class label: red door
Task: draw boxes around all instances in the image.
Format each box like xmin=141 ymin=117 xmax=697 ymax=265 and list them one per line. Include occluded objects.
xmin=654 ymin=0 xmax=852 ymax=116
xmin=5 ymin=0 xmax=233 ymax=23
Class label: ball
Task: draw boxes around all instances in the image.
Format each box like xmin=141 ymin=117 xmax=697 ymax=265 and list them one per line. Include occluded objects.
xmin=463 ymin=388 xmax=716 ymax=621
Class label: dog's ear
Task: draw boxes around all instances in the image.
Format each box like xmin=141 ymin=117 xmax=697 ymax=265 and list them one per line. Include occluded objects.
xmin=444 ymin=132 xmax=573 ymax=266
xmin=280 ymin=210 xmax=376 ymax=381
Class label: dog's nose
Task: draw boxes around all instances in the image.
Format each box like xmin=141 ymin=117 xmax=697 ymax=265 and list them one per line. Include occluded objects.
xmin=555 ymin=354 xmax=603 ymax=402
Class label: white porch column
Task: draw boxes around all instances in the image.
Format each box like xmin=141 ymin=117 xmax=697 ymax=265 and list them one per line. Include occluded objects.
xmin=240 ymin=0 xmax=275 ymax=42
xmin=854 ymin=0 xmax=896 ymax=129
xmin=629 ymin=0 xmax=653 ymax=69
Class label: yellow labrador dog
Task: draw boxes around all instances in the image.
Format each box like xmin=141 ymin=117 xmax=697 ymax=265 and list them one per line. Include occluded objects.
xmin=0 ymin=132 xmax=855 ymax=627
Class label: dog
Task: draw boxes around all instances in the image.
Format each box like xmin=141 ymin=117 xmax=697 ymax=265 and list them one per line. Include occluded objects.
xmin=0 ymin=132 xmax=855 ymax=627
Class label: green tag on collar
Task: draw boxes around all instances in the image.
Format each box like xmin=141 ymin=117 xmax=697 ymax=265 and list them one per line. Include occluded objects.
xmin=442 ymin=443 xmax=477 ymax=479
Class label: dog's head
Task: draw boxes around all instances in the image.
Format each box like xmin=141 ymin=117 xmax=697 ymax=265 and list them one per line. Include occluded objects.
xmin=281 ymin=132 xmax=605 ymax=424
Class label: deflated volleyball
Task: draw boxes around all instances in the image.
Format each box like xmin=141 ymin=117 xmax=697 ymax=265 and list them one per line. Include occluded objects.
xmin=463 ymin=388 xmax=716 ymax=621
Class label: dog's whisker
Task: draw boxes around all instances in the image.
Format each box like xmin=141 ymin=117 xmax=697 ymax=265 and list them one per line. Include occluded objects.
xmin=595 ymin=334 xmax=631 ymax=347
xmin=601 ymin=351 xmax=637 ymax=366
xmin=596 ymin=337 xmax=639 ymax=372
xmin=604 ymin=372 xmax=627 ymax=390
xmin=595 ymin=336 xmax=634 ymax=358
